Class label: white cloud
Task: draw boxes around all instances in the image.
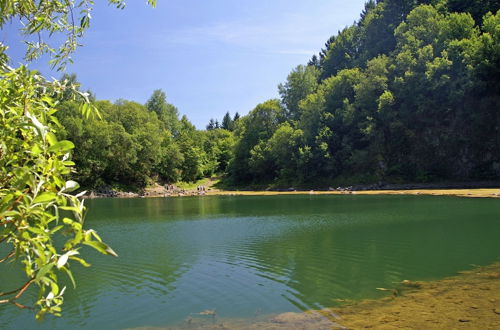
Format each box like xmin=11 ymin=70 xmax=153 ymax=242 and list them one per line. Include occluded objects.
xmin=159 ymin=8 xmax=354 ymax=55
xmin=88 ymin=1 xmax=363 ymax=58
xmin=273 ymin=49 xmax=316 ymax=56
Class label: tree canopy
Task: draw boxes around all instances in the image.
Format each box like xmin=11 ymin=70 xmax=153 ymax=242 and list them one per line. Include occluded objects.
xmin=225 ymin=1 xmax=499 ymax=186
xmin=43 ymin=1 xmax=499 ymax=191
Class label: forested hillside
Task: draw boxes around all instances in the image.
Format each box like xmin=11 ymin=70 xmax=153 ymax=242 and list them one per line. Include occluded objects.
xmin=228 ymin=0 xmax=500 ymax=186
xmin=61 ymin=0 xmax=499 ymax=190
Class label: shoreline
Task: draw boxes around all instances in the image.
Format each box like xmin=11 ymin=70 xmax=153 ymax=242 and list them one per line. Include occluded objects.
xmin=328 ymin=261 xmax=500 ymax=329
xmin=206 ymin=188 xmax=500 ymax=198
xmin=133 ymin=262 xmax=500 ymax=329
xmin=86 ymin=187 xmax=500 ymax=199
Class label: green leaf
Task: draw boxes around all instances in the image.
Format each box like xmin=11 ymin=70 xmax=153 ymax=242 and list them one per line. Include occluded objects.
xmin=0 ymin=193 xmax=14 ymax=212
xmin=80 ymin=103 xmax=90 ymax=118
xmin=57 ymin=255 xmax=69 ymax=269
xmin=48 ymin=140 xmax=74 ymax=153
xmin=36 ymin=262 xmax=55 ymax=282
xmin=33 ymin=192 xmax=57 ymax=204
xmin=46 ymin=132 xmax=58 ymax=146
xmin=57 ymin=250 xmax=79 ymax=269
xmin=27 ymin=226 xmax=46 ymax=235
xmin=50 ymin=281 xmax=59 ymax=295
xmin=59 ymin=206 xmax=80 ymax=213
xmin=69 ymin=256 xmax=91 ymax=267
xmin=50 ymin=116 xmax=62 ymax=128
xmin=31 ymin=144 xmax=43 ymax=155
xmin=62 ymin=217 xmax=74 ymax=225
xmin=61 ymin=267 xmax=76 ymax=288
xmin=42 ymin=95 xmax=55 ymax=106
xmin=83 ymin=241 xmax=118 ymax=257
xmin=63 ymin=180 xmax=80 ymax=192
xmin=50 ymin=225 xmax=64 ymax=234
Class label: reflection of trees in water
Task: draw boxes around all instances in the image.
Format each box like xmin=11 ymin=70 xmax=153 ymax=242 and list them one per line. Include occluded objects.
xmin=59 ymin=225 xmax=193 ymax=324
xmin=245 ymin=196 xmax=500 ymax=311
xmin=86 ymin=195 xmax=388 ymax=223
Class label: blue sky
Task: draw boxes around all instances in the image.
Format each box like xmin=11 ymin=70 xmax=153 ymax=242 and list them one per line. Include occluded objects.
xmin=2 ymin=0 xmax=367 ymax=128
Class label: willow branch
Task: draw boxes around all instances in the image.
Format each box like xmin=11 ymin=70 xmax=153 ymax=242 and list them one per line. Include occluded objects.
xmin=0 ymin=234 xmax=10 ymax=245
xmin=0 ymin=299 xmax=33 ymax=310
xmin=14 ymin=279 xmax=34 ymax=299
xmin=0 ymin=249 xmax=14 ymax=263
xmin=0 ymin=278 xmax=34 ymax=298
xmin=11 ymin=301 xmax=33 ymax=309
xmin=0 ymin=279 xmax=35 ymax=310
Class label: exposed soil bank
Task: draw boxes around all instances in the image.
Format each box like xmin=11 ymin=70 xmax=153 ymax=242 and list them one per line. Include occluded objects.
xmin=132 ymin=262 xmax=500 ymax=329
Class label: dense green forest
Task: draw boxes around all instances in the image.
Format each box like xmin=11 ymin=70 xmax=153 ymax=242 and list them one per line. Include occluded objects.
xmin=57 ymin=88 xmax=236 ymax=188
xmin=60 ymin=0 xmax=499 ymax=190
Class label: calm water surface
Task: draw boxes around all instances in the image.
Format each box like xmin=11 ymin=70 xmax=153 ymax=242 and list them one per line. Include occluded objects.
xmin=1 ymin=195 xmax=499 ymax=329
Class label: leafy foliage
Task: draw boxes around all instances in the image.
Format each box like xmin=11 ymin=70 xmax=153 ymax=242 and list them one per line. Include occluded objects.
xmin=0 ymin=0 xmax=154 ymax=319
xmin=0 ymin=66 xmax=116 ymax=319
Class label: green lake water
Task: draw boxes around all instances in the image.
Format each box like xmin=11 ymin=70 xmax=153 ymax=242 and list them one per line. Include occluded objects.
xmin=1 ymin=195 xmax=499 ymax=329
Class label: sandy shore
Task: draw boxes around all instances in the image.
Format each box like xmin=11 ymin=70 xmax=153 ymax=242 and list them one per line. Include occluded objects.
xmin=328 ymin=262 xmax=500 ymax=329
xmin=86 ymin=177 xmax=500 ymax=199
xmin=207 ymin=188 xmax=500 ymax=198
xmin=88 ymin=186 xmax=500 ymax=199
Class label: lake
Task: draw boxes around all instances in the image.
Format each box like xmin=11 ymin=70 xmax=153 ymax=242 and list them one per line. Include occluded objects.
xmin=1 ymin=194 xmax=499 ymax=329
